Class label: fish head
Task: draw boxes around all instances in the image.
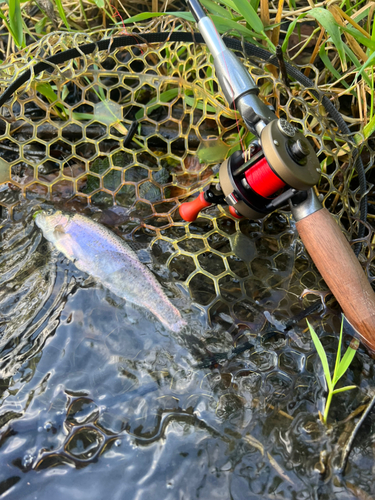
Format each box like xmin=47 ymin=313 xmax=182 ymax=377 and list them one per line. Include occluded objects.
xmin=34 ymin=209 xmax=71 ymax=241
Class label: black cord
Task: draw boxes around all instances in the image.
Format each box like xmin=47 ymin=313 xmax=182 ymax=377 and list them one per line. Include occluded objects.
xmin=0 ymin=32 xmax=367 ymax=247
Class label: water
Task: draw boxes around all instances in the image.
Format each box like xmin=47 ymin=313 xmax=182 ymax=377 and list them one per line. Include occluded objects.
xmin=1 ymin=205 xmax=375 ymax=500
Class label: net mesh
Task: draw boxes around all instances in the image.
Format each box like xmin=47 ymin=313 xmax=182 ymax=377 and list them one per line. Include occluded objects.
xmin=0 ymin=19 xmax=374 ymax=326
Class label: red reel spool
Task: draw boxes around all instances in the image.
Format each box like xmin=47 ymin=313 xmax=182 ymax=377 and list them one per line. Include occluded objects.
xmin=244 ymin=157 xmax=285 ymax=198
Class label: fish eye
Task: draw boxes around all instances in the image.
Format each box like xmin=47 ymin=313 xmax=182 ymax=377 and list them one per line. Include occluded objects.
xmin=46 ymin=208 xmax=54 ymax=215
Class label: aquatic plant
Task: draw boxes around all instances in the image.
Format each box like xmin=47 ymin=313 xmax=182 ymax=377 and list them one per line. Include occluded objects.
xmin=307 ymin=316 xmax=358 ymax=425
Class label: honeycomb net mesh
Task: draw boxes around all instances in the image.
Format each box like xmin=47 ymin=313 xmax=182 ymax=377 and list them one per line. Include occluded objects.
xmin=0 ymin=19 xmax=374 ymax=326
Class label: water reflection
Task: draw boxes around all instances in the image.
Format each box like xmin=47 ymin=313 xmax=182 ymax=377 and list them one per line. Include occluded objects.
xmin=0 ymin=208 xmax=374 ymax=500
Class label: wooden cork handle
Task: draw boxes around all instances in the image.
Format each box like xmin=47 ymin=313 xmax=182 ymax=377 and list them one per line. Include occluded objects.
xmin=296 ymin=208 xmax=375 ymax=351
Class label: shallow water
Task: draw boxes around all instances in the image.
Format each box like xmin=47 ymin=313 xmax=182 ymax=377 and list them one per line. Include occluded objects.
xmin=1 ymin=205 xmax=375 ymax=500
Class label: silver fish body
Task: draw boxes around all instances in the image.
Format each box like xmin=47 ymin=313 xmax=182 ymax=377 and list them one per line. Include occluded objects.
xmin=34 ymin=210 xmax=186 ymax=332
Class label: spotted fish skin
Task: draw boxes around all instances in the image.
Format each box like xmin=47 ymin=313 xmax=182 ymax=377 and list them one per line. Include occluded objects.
xmin=35 ymin=210 xmax=186 ymax=332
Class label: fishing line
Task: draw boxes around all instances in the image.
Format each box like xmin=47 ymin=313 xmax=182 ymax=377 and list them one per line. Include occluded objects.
xmin=244 ymin=157 xmax=286 ymax=197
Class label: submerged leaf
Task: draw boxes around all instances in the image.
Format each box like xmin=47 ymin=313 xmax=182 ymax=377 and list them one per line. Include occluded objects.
xmin=135 ymin=88 xmax=179 ymax=120
xmin=197 ymin=140 xmax=229 ymax=163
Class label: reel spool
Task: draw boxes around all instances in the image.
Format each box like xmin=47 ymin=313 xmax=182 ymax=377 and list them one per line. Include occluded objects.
xmin=179 ymin=118 xmax=321 ymax=222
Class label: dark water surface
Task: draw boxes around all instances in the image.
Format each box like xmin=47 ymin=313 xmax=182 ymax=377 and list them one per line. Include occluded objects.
xmin=1 ymin=207 xmax=375 ymax=500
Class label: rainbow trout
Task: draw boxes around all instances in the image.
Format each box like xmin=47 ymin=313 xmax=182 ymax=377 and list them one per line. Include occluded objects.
xmin=34 ymin=210 xmax=186 ymax=332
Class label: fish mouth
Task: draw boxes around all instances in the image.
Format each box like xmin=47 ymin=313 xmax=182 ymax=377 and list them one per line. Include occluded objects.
xmin=33 ymin=210 xmax=44 ymax=220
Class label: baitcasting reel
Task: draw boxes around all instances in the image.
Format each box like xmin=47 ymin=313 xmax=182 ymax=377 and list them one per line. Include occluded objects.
xmin=180 ymin=117 xmax=320 ymax=222
xmin=180 ymin=0 xmax=375 ymax=352
xmin=180 ymin=0 xmax=321 ymax=225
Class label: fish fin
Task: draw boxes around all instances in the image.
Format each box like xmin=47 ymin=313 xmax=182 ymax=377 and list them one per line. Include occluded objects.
xmin=53 ymin=224 xmax=66 ymax=238
xmin=54 ymin=232 xmax=76 ymax=261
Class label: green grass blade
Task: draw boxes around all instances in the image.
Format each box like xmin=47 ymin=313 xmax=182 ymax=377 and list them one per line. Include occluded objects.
xmin=122 ymin=12 xmax=194 ymax=25
xmin=0 ymin=9 xmax=14 ymax=38
xmin=210 ymin=14 xmax=263 ymax=39
xmin=36 ymin=82 xmax=60 ymax=103
xmin=333 ymin=315 xmax=344 ymax=384
xmin=201 ymin=0 xmax=233 ymax=19
xmin=334 ymin=345 xmax=357 ymax=384
xmin=363 ymin=113 xmax=375 ymax=140
xmin=61 ymin=84 xmax=69 ymax=102
xmin=53 ymin=0 xmax=71 ymax=29
xmin=282 ymin=8 xmax=345 ymax=65
xmin=231 ymin=0 xmax=263 ymax=33
xmin=349 ymin=4 xmax=370 ymax=23
xmin=123 ymin=10 xmax=262 ymax=42
xmin=34 ymin=15 xmax=47 ymax=34
xmin=185 ymin=94 xmax=219 ymax=113
xmin=307 ymin=320 xmax=333 ymax=390
xmin=216 ymin=0 xmax=238 ymax=12
xmin=308 ymin=8 xmax=345 ymax=67
xmin=72 ymin=112 xmax=95 ymax=120
xmin=343 ymin=43 xmax=371 ymax=86
xmin=36 ymin=83 xmax=67 ymax=115
xmin=331 ymin=385 xmax=357 ymax=395
xmin=371 ymin=68 xmax=374 ymax=122
xmin=92 ymin=0 xmax=105 ymax=7
xmin=340 ymin=25 xmax=375 ymax=52
xmin=135 ymin=88 xmax=179 ymax=120
xmin=319 ymin=43 xmax=350 ymax=89
xmin=8 ymin=0 xmax=23 ymax=47
xmin=281 ymin=15 xmax=303 ymax=52
xmin=354 ymin=50 xmax=375 ymax=83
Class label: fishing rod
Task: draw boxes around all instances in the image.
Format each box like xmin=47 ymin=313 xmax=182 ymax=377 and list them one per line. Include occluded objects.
xmin=0 ymin=2 xmax=373 ymax=346
xmin=179 ymin=0 xmax=375 ymax=351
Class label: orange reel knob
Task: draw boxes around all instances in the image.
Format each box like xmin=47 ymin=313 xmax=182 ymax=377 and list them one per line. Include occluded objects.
xmin=229 ymin=206 xmax=243 ymax=219
xmin=179 ymin=192 xmax=211 ymax=222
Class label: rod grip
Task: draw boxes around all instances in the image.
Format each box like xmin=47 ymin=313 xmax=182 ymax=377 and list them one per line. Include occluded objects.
xmin=179 ymin=192 xmax=211 ymax=222
xmin=296 ymin=208 xmax=375 ymax=351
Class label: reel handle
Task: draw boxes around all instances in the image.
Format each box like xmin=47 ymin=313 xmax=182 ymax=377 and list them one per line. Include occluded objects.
xmin=179 ymin=192 xmax=211 ymax=222
xmin=296 ymin=208 xmax=375 ymax=351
